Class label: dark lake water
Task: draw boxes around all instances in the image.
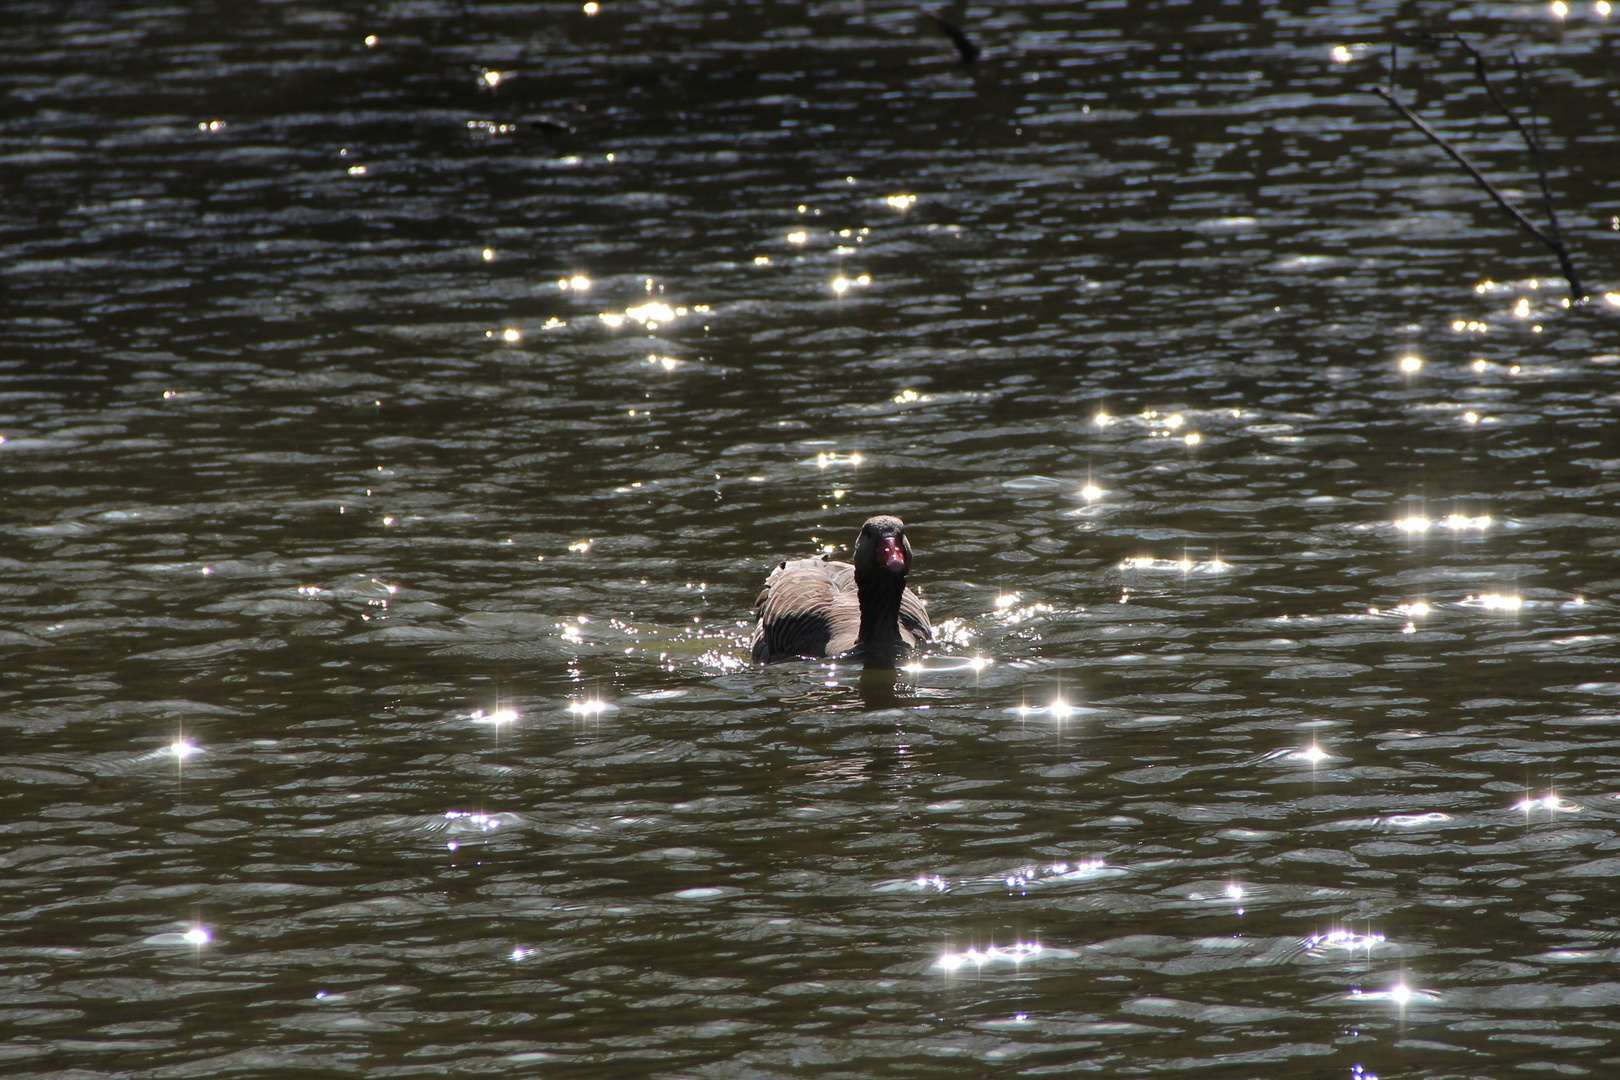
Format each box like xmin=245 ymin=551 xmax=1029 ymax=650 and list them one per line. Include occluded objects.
xmin=3 ymin=1 xmax=1619 ymax=1076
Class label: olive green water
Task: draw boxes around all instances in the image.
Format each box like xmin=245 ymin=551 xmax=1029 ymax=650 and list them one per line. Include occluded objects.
xmin=3 ymin=2 xmax=1620 ymax=1077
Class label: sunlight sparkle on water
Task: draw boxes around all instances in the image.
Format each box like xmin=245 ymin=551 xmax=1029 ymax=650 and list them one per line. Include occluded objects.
xmin=1394 ymin=515 xmax=1430 ymax=534
xmin=1599 ymin=1 xmax=1612 ymax=16
xmin=1080 ymin=483 xmax=1104 ymax=501
xmin=1444 ymin=514 xmax=1491 ymax=531
xmin=1387 ymin=812 xmax=1450 ymax=827
xmin=1518 ymin=793 xmax=1578 ymax=814
xmin=1299 ymin=743 xmax=1328 ymax=764
xmin=1348 ymin=981 xmax=1431 ymax=1006
xmin=1399 ymin=355 xmax=1422 ymax=373
xmin=183 ymin=927 xmax=210 ymax=946
xmin=626 ymin=302 xmax=676 ymax=325
xmin=936 ymin=942 xmax=1043 ymax=973
xmin=558 ymin=274 xmax=592 ymax=291
xmin=170 ymin=739 xmax=199 ymax=760
xmin=1306 ymin=929 xmax=1386 ymax=953
xmin=1467 ymin=593 xmax=1522 ymax=612
xmin=1118 ymin=555 xmax=1229 ymax=574
xmin=445 ymin=811 xmax=502 ymax=833
xmin=1053 ymin=859 xmax=1107 ymax=876
xmin=470 ymin=708 xmax=518 ymax=726
xmin=885 ymin=194 xmax=917 ymax=210
xmin=568 ymin=698 xmax=612 ymax=717
xmin=1331 ymin=44 xmax=1353 ymax=62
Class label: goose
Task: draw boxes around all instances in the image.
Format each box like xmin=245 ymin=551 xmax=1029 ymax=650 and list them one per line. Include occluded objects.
xmin=750 ymin=514 xmax=931 ymax=668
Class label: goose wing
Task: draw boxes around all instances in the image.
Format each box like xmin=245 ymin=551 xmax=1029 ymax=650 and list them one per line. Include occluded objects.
xmin=750 ymin=557 xmax=860 ymax=662
xmin=899 ymin=587 xmax=932 ymax=649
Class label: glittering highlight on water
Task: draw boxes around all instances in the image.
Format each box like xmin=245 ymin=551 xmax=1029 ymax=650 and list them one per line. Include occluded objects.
xmin=936 ymin=942 xmax=1043 ymax=973
xmin=1386 ymin=812 xmax=1450 ymax=827
xmin=444 ymin=811 xmax=503 ymax=833
xmin=1305 ymin=929 xmax=1386 ymax=955
xmin=1517 ymin=793 xmax=1578 ymax=814
xmin=1463 ymin=593 xmax=1523 ymax=612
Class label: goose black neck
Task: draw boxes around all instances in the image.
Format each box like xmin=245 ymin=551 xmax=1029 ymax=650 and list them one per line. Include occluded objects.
xmin=855 ymin=570 xmax=907 ymax=669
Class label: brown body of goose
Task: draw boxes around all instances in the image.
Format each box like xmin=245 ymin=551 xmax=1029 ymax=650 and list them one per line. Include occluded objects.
xmin=750 ymin=515 xmax=931 ymax=668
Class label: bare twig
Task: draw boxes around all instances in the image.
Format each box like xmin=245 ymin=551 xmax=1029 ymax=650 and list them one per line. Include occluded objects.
xmin=1508 ymin=50 xmax=1566 ymax=249
xmin=1451 ymin=35 xmax=1567 ymax=250
xmin=1369 ymin=85 xmax=1582 ymax=298
xmin=923 ymin=8 xmax=980 ymax=64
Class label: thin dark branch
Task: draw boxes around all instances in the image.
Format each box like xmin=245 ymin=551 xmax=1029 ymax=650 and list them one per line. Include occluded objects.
xmin=1369 ymin=84 xmax=1582 ymax=299
xmin=1451 ymin=35 xmax=1566 ymax=248
xmin=1508 ymin=49 xmax=1566 ymax=248
xmin=922 ymin=8 xmax=980 ymax=64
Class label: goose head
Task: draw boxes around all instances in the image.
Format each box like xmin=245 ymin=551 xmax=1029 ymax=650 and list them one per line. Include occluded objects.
xmin=852 ymin=514 xmax=912 ymax=582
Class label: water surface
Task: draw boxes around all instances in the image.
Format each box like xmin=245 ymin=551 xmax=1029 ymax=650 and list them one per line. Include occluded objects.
xmin=3 ymin=1 xmax=1620 ymax=1076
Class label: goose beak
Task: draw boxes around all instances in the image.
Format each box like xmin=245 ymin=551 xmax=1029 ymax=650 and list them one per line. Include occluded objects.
xmin=877 ymin=536 xmax=908 ymax=574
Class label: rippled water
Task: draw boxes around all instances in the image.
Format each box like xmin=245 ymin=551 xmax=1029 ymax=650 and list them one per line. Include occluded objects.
xmin=3 ymin=1 xmax=1620 ymax=1076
